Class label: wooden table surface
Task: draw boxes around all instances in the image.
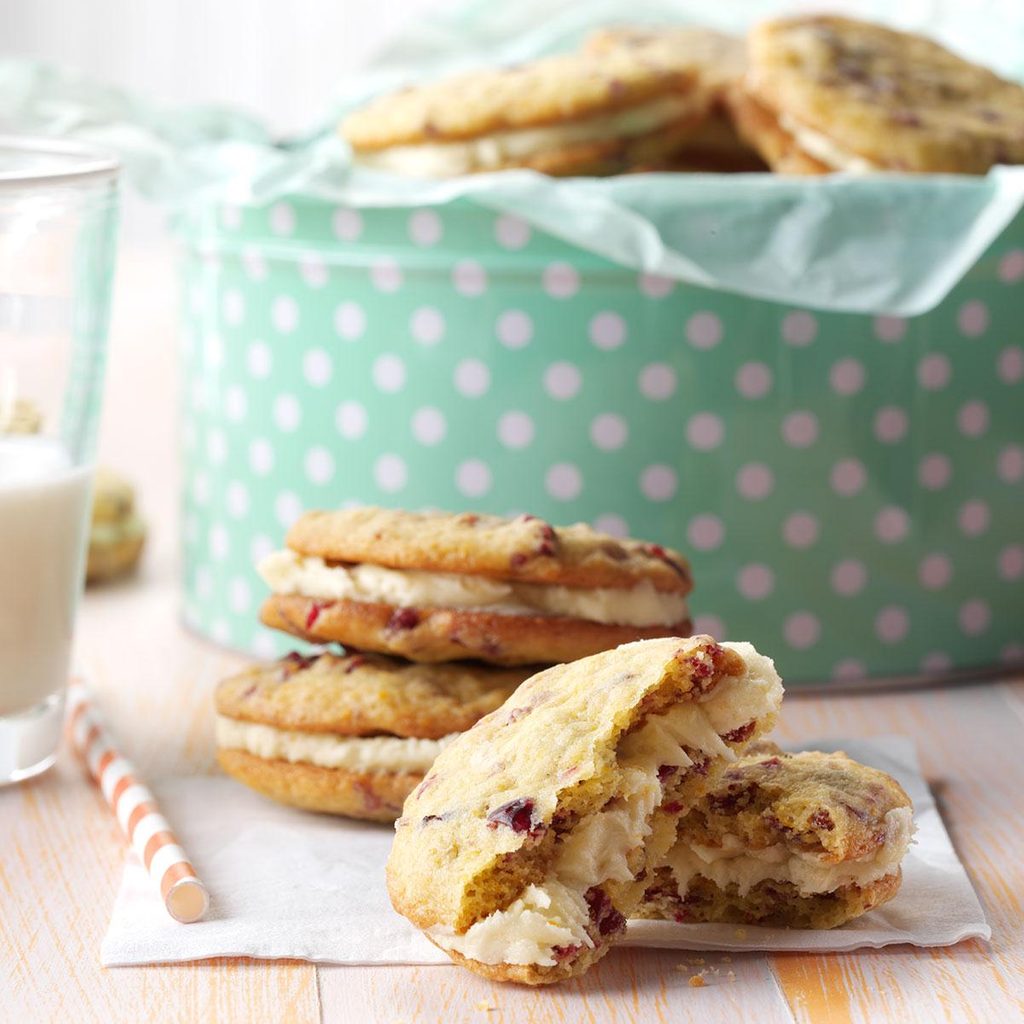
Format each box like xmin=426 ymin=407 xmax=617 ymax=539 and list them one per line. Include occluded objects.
xmin=2 ymin=248 xmax=1022 ymax=1023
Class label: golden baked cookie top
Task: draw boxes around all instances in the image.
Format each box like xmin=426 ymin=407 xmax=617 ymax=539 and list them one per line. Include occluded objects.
xmin=285 ymin=506 xmax=691 ymax=593
xmin=584 ymin=25 xmax=746 ymax=93
xmin=215 ymin=651 xmax=529 ymax=739
xmin=680 ymin=742 xmax=913 ymax=862
xmin=748 ymin=15 xmax=1024 ymax=173
xmin=341 ymin=48 xmax=703 ymax=151
xmin=387 ymin=637 xmax=783 ymax=935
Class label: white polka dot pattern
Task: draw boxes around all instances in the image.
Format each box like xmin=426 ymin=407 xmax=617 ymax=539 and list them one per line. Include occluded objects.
xmin=184 ymin=201 xmax=1024 ymax=683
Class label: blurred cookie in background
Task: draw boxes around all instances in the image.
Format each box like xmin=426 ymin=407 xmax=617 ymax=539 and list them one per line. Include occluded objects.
xmin=340 ymin=45 xmax=718 ymax=177
xmin=86 ymin=467 xmax=146 ymax=584
xmin=0 ymin=397 xmax=44 ymax=435
xmin=731 ymin=14 xmax=1024 ymax=175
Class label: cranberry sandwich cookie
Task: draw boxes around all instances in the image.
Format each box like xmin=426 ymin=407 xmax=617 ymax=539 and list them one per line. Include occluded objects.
xmin=641 ymin=744 xmax=914 ymax=928
xmin=387 ymin=636 xmax=783 ymax=984
xmin=216 ymin=651 xmax=528 ymax=822
xmin=340 ymin=46 xmax=717 ymax=177
xmin=259 ymin=507 xmax=693 ymax=666
xmin=730 ymin=15 xmax=1024 ymax=175
xmin=86 ymin=468 xmax=146 ymax=584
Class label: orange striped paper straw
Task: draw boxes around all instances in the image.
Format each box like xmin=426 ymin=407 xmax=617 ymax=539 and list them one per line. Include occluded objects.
xmin=67 ymin=678 xmax=209 ymax=924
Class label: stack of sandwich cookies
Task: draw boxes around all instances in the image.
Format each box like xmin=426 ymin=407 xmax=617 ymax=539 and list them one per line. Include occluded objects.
xmin=387 ymin=636 xmax=784 ymax=984
xmin=215 ymin=651 xmax=527 ymax=822
xmin=259 ymin=508 xmax=693 ymax=666
xmin=639 ymin=743 xmax=914 ymax=928
xmin=730 ymin=15 xmax=1024 ymax=175
xmin=341 ymin=47 xmax=718 ymax=177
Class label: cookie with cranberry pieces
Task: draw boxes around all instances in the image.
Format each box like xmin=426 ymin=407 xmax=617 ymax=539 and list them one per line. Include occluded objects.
xmin=386 ymin=636 xmax=783 ymax=984
xmin=640 ymin=744 xmax=913 ymax=928
xmin=732 ymin=14 xmax=1024 ymax=174
xmin=340 ymin=47 xmax=717 ymax=177
xmin=215 ymin=651 xmax=528 ymax=822
xmin=258 ymin=506 xmax=693 ymax=666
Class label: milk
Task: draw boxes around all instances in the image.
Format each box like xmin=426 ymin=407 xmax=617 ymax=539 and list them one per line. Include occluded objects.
xmin=0 ymin=437 xmax=91 ymax=717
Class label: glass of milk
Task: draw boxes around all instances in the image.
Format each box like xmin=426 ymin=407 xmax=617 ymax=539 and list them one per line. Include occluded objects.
xmin=0 ymin=137 xmax=119 ymax=784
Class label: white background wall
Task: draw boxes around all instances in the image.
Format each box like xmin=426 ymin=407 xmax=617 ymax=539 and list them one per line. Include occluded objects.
xmin=0 ymin=0 xmax=439 ymax=137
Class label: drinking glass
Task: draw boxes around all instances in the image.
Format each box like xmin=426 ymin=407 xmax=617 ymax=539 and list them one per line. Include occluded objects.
xmin=0 ymin=137 xmax=119 ymax=783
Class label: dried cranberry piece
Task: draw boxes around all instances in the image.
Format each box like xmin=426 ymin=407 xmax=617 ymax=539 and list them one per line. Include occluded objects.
xmin=304 ymin=603 xmax=325 ymax=630
xmin=283 ymin=651 xmax=317 ymax=669
xmin=662 ymin=801 xmax=683 ymax=813
xmin=759 ymin=757 xmax=782 ymax=769
xmin=387 ymin=608 xmax=420 ymax=630
xmin=344 ymin=655 xmax=367 ymax=674
xmin=420 ymin=811 xmax=452 ymax=826
xmin=722 ymin=721 xmax=755 ymax=744
xmin=809 ymin=809 xmax=835 ymax=831
xmin=486 ymin=798 xmax=542 ymax=836
xmin=241 ymin=684 xmax=259 ymax=698
xmin=584 ymin=887 xmax=626 ymax=937
xmin=657 ymin=764 xmax=679 ymax=783
xmin=552 ymin=944 xmax=582 ymax=963
xmin=509 ymin=552 xmax=528 ymax=569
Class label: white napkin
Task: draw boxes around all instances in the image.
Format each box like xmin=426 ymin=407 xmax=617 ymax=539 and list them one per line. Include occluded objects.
xmin=101 ymin=736 xmax=990 ymax=966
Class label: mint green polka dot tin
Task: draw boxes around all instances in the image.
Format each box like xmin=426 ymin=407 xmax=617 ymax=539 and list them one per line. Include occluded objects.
xmin=177 ymin=194 xmax=1024 ymax=688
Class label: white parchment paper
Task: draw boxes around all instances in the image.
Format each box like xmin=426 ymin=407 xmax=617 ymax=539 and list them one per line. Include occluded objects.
xmin=101 ymin=736 xmax=989 ymax=966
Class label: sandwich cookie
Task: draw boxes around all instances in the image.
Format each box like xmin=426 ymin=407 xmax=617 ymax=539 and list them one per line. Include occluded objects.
xmin=341 ymin=47 xmax=716 ymax=177
xmin=386 ymin=636 xmax=784 ymax=984
xmin=86 ymin=468 xmax=146 ymax=584
xmin=258 ymin=507 xmax=693 ymax=667
xmin=215 ymin=651 xmax=529 ymax=822
xmin=640 ymin=743 xmax=914 ymax=928
xmin=731 ymin=15 xmax=1024 ymax=175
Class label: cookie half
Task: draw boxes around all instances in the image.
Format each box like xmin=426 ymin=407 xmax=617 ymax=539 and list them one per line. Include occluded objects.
xmin=215 ymin=651 xmax=528 ymax=821
xmin=639 ymin=744 xmax=914 ymax=928
xmin=259 ymin=507 xmax=692 ymax=666
xmin=340 ymin=48 xmax=715 ymax=177
xmin=738 ymin=15 xmax=1024 ymax=175
xmin=86 ymin=468 xmax=146 ymax=584
xmin=386 ymin=636 xmax=783 ymax=984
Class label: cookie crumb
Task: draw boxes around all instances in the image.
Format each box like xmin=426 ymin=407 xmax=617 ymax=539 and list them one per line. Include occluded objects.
xmin=688 ymin=975 xmax=706 ymax=988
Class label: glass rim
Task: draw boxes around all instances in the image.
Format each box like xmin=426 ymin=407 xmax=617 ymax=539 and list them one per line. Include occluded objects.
xmin=0 ymin=134 xmax=119 ymax=189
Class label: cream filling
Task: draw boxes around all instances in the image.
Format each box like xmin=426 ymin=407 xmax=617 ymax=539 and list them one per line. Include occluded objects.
xmin=353 ymin=94 xmax=699 ymax=177
xmin=215 ymin=715 xmax=453 ymax=773
xmin=777 ymin=112 xmax=881 ymax=173
xmin=259 ymin=550 xmax=687 ymax=628
xmin=428 ymin=643 xmax=783 ymax=966
xmin=666 ymin=805 xmax=914 ymax=898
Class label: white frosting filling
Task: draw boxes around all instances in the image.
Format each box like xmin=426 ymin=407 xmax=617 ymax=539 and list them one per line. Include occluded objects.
xmin=777 ymin=112 xmax=881 ymax=173
xmin=215 ymin=715 xmax=453 ymax=773
xmin=428 ymin=643 xmax=783 ymax=966
xmin=353 ymin=94 xmax=698 ymax=177
xmin=666 ymin=805 xmax=914 ymax=898
xmin=259 ymin=550 xmax=687 ymax=628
